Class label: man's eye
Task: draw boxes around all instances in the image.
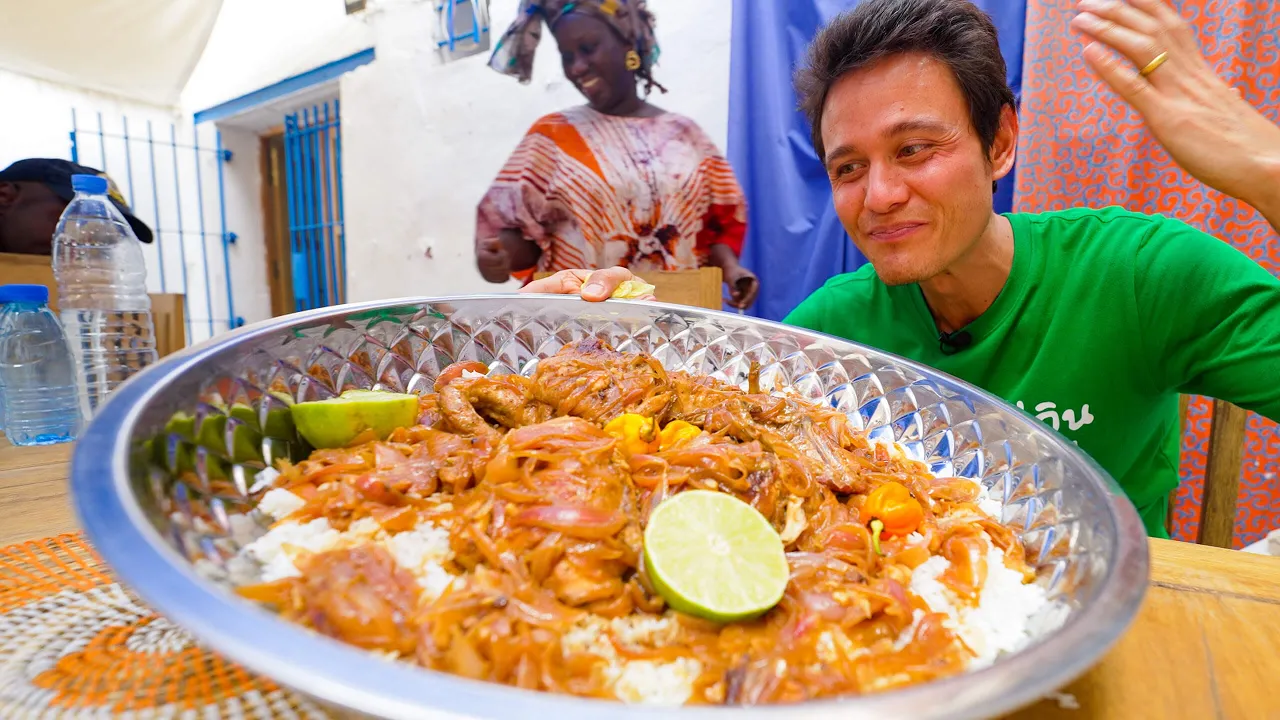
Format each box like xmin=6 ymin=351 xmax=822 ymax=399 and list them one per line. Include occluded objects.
xmin=901 ymin=144 xmax=929 ymax=157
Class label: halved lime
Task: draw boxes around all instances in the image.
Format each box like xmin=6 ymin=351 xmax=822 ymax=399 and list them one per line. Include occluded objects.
xmin=644 ymin=490 xmax=789 ymax=623
xmin=290 ymin=389 xmax=419 ymax=449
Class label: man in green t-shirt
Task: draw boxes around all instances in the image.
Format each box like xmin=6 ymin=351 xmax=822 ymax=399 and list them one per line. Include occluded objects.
xmin=523 ymin=0 xmax=1280 ymax=537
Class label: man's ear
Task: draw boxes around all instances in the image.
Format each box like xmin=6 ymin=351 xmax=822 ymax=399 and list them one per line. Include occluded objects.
xmin=990 ymin=104 xmax=1018 ymax=182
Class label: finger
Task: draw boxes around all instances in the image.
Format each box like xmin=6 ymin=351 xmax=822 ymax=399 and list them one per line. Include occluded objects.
xmin=477 ymin=245 xmax=507 ymax=261
xmin=580 ymin=267 xmax=635 ymax=302
xmin=1126 ymin=0 xmax=1205 ymax=70
xmin=1129 ymin=0 xmax=1192 ymax=36
xmin=733 ymin=278 xmax=760 ymax=309
xmin=1075 ymin=0 xmax=1161 ymax=37
xmin=519 ymin=269 xmax=589 ymax=295
xmin=1082 ymin=41 xmax=1164 ymax=115
xmin=1071 ymin=11 xmax=1168 ymax=73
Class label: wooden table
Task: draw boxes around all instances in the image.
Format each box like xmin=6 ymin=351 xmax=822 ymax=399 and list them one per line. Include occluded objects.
xmin=3 ymin=443 xmax=1278 ymax=719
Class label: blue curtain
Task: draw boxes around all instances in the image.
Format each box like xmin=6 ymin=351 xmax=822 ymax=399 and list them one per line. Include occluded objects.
xmin=728 ymin=0 xmax=1025 ymax=321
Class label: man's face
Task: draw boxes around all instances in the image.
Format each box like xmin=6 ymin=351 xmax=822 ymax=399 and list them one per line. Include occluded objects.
xmin=820 ymin=52 xmax=1015 ymax=285
xmin=0 ymin=181 xmax=67 ymax=255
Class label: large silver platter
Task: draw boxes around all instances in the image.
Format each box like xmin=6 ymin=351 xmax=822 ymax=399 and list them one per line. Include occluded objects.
xmin=71 ymin=296 xmax=1148 ymax=720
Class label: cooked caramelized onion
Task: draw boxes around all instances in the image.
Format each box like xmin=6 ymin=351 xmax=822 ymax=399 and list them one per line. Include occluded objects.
xmin=512 ymin=505 xmax=628 ymax=539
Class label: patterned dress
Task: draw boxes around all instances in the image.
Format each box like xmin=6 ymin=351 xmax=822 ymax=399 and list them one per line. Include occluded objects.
xmin=476 ymin=107 xmax=747 ymax=280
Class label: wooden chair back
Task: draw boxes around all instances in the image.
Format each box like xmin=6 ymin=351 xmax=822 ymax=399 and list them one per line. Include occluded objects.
xmin=0 ymin=252 xmax=186 ymax=358
xmin=535 ymin=268 xmax=724 ymax=310
xmin=1172 ymin=395 xmax=1249 ymax=548
xmin=149 ymin=293 xmax=186 ymax=358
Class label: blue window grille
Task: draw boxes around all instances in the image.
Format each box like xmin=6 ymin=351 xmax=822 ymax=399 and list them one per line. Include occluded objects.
xmin=69 ymin=110 xmax=241 ymax=346
xmin=284 ymin=102 xmax=346 ymax=312
xmin=436 ymin=0 xmax=490 ymax=54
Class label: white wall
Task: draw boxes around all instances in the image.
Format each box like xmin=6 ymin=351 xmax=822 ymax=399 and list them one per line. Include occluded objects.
xmin=0 ymin=69 xmax=175 ymax=169
xmin=181 ymin=0 xmax=373 ymax=114
xmin=341 ymin=0 xmax=733 ymax=301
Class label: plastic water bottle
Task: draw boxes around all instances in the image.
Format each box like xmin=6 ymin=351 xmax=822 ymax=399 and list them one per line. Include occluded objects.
xmin=0 ymin=296 xmax=5 ymax=437
xmin=0 ymin=285 xmax=80 ymax=445
xmin=53 ymin=174 xmax=158 ymax=420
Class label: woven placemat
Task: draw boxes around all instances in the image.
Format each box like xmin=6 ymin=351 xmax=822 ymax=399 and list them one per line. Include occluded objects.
xmin=0 ymin=532 xmax=332 ymax=719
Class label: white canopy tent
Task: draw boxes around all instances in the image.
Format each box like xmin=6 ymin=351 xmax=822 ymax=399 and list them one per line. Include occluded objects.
xmin=0 ymin=0 xmax=224 ymax=107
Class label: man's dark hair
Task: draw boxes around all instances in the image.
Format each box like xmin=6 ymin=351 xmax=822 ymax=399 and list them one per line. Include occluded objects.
xmin=795 ymin=0 xmax=1015 ymax=162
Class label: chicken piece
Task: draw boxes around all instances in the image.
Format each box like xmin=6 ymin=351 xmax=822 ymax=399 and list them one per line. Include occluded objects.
xmin=462 ymin=376 xmax=553 ymax=429
xmin=545 ymin=554 xmax=627 ymax=606
xmin=439 ymin=384 xmax=502 ymax=441
xmin=294 ymin=545 xmax=422 ymax=655
xmin=529 ymin=339 xmax=672 ymax=424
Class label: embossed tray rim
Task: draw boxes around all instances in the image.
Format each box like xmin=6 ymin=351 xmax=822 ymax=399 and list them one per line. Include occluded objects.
xmin=71 ymin=295 xmax=1149 ymax=720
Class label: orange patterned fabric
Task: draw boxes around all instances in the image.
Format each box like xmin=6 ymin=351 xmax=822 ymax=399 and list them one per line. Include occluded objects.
xmin=0 ymin=533 xmax=326 ymax=718
xmin=477 ymin=107 xmax=748 ymax=279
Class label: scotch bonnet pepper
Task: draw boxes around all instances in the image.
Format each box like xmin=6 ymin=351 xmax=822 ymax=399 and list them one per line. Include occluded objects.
xmin=862 ymin=481 xmax=924 ymax=555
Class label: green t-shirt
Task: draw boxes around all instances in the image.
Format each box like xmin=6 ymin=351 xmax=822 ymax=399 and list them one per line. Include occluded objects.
xmin=785 ymin=207 xmax=1280 ymax=537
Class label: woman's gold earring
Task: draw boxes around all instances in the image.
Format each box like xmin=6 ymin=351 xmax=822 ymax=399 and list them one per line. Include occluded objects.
xmin=625 ymin=50 xmax=642 ymax=71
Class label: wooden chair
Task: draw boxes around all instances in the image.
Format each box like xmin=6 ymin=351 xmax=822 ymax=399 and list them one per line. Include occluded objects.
xmin=1172 ymin=395 xmax=1250 ymax=548
xmin=535 ymin=267 xmax=724 ymax=310
xmin=0 ymin=252 xmax=53 ymax=289
xmin=148 ymin=293 xmax=186 ymax=358
xmin=0 ymin=252 xmax=187 ymax=358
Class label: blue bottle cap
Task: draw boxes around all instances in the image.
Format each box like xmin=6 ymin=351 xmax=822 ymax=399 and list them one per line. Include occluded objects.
xmin=71 ymin=174 xmax=108 ymax=194
xmin=0 ymin=284 xmax=50 ymax=304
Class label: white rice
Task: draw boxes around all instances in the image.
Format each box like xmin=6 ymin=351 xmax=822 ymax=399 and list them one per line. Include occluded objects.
xmin=384 ymin=524 xmax=456 ymax=600
xmin=258 ymin=487 xmax=306 ymax=520
xmin=561 ymin=615 xmax=701 ymax=706
xmin=908 ymin=539 xmax=1046 ymax=668
xmin=239 ymin=489 xmax=458 ymax=598
xmin=977 ymin=484 xmax=1005 ymax=519
xmin=245 ymin=517 xmax=341 ymax=582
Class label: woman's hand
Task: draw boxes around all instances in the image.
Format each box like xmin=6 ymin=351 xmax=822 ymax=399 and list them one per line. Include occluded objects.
xmin=1071 ymin=0 xmax=1280 ymax=226
xmin=520 ymin=267 xmax=655 ymax=302
xmin=476 ymin=236 xmax=512 ymax=283
xmin=724 ymin=264 xmax=760 ymax=309
xmin=707 ymin=243 xmax=760 ymax=310
xmin=477 ymin=230 xmax=543 ymax=284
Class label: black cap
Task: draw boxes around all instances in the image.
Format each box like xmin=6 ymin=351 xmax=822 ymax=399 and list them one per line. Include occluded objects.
xmin=0 ymin=158 xmax=154 ymax=244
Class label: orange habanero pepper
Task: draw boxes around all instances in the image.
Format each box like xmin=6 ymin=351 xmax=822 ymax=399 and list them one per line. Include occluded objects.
xmin=604 ymin=413 xmax=657 ymax=455
xmin=863 ymin=481 xmax=924 ymax=555
xmin=657 ymin=420 xmax=701 ymax=451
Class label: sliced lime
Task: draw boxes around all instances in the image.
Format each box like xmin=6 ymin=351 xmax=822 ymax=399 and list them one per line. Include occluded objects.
xmin=290 ymin=389 xmax=419 ymax=449
xmin=643 ymin=490 xmax=789 ymax=623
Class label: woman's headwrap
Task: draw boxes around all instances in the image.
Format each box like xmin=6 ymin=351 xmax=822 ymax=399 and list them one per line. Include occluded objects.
xmin=488 ymin=0 xmax=660 ymax=86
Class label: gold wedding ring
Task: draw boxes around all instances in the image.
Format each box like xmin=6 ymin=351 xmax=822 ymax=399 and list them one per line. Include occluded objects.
xmin=1139 ymin=51 xmax=1170 ymax=77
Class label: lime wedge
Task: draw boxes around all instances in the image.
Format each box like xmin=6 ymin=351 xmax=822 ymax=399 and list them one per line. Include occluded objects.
xmin=290 ymin=389 xmax=419 ymax=449
xmin=644 ymin=490 xmax=789 ymax=622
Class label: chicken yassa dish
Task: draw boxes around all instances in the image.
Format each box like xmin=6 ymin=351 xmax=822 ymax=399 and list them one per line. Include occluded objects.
xmin=235 ymin=339 xmax=1046 ymax=705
